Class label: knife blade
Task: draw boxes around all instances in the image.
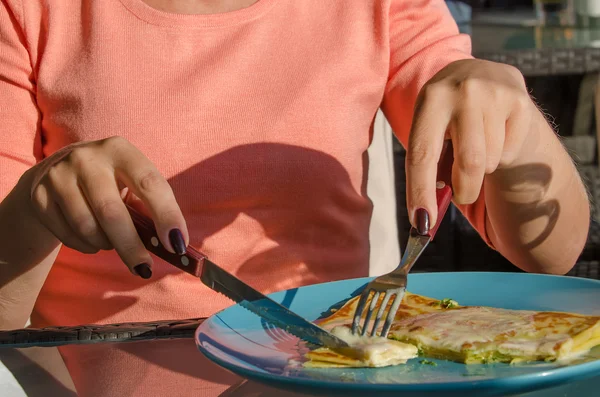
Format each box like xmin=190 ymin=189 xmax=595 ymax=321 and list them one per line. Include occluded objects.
xmin=127 ymin=205 xmax=350 ymax=350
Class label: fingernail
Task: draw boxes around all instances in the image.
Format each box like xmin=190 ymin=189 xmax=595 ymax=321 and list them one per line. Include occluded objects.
xmin=415 ymin=208 xmax=430 ymax=235
xmin=169 ymin=229 xmax=186 ymax=255
xmin=134 ymin=263 xmax=152 ymax=279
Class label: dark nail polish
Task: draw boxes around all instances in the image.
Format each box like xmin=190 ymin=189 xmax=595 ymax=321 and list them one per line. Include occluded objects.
xmin=169 ymin=228 xmax=186 ymax=255
xmin=416 ymin=208 xmax=430 ymax=235
xmin=134 ymin=263 xmax=152 ymax=279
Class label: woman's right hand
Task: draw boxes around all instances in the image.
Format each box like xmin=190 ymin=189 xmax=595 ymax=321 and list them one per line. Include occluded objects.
xmin=19 ymin=136 xmax=188 ymax=279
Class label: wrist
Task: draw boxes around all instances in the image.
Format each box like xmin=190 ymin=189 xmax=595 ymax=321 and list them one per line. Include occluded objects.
xmin=0 ymin=176 xmax=62 ymax=330
xmin=0 ymin=176 xmax=60 ymax=266
xmin=482 ymin=112 xmax=589 ymax=273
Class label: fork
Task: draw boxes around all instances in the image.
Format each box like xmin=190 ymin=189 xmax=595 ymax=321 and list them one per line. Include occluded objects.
xmin=351 ymin=142 xmax=454 ymax=338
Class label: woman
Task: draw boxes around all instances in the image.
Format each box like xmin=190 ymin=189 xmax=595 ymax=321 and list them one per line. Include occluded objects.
xmin=0 ymin=0 xmax=589 ymax=395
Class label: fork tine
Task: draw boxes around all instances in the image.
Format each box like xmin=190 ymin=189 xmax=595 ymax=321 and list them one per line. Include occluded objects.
xmin=381 ymin=290 xmax=405 ymax=337
xmin=360 ymin=291 xmax=380 ymax=336
xmin=351 ymin=289 xmax=372 ymax=334
xmin=369 ymin=292 xmax=393 ymax=337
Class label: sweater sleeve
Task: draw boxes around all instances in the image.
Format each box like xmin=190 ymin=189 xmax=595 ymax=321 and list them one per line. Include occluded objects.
xmin=0 ymin=0 xmax=43 ymax=201
xmin=380 ymin=0 xmax=492 ymax=246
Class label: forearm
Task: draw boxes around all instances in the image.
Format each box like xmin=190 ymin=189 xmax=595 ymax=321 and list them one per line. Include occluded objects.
xmin=0 ymin=180 xmax=61 ymax=329
xmin=484 ymin=112 xmax=590 ymax=274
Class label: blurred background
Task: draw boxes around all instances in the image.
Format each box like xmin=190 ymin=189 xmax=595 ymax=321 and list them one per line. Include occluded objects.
xmin=391 ymin=0 xmax=600 ymax=279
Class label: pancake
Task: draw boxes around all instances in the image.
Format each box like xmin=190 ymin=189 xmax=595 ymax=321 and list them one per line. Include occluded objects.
xmin=303 ymin=292 xmax=600 ymax=367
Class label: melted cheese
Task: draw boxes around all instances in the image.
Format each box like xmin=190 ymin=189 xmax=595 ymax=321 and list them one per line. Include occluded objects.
xmin=303 ymin=326 xmax=418 ymax=368
xmin=389 ymin=306 xmax=599 ymax=363
xmin=332 ymin=326 xmax=418 ymax=362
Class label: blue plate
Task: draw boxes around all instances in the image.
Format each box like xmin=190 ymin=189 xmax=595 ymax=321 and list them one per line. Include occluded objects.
xmin=195 ymin=272 xmax=600 ymax=396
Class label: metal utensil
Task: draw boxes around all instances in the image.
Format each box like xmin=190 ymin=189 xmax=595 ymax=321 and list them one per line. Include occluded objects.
xmin=351 ymin=141 xmax=454 ymax=338
xmin=127 ymin=206 xmax=350 ymax=350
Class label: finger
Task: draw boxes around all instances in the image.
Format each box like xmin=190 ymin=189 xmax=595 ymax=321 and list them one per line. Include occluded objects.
xmin=79 ymin=166 xmax=154 ymax=277
xmin=450 ymin=108 xmax=486 ymax=204
xmin=482 ymin=112 xmax=506 ymax=175
xmin=103 ymin=138 xmax=188 ymax=255
xmin=406 ymin=85 xmax=453 ymax=230
xmin=502 ymin=94 xmax=535 ymax=167
xmin=31 ymin=182 xmax=99 ymax=254
xmin=123 ymin=191 xmax=150 ymax=217
xmin=46 ymin=165 xmax=112 ymax=250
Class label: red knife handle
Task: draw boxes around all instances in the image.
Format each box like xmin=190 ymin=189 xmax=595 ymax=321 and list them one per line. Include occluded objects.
xmin=428 ymin=141 xmax=454 ymax=240
xmin=126 ymin=204 xmax=207 ymax=278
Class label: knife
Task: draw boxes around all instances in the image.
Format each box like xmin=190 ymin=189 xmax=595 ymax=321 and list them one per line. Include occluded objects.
xmin=127 ymin=205 xmax=350 ymax=350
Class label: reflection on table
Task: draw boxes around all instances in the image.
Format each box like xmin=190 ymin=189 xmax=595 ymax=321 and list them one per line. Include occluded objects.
xmin=1 ymin=339 xmax=599 ymax=397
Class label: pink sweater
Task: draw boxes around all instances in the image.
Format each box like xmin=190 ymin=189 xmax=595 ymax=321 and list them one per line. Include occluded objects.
xmin=0 ymin=0 xmax=483 ymax=395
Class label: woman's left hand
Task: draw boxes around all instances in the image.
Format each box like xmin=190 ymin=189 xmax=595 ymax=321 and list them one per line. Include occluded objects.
xmin=406 ymin=59 xmax=539 ymax=233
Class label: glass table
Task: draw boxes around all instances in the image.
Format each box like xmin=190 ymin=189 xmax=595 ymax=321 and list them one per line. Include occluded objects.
xmin=0 ymin=320 xmax=599 ymax=396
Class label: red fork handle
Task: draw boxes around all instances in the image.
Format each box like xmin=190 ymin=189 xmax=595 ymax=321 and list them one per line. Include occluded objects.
xmin=428 ymin=140 xmax=454 ymax=240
